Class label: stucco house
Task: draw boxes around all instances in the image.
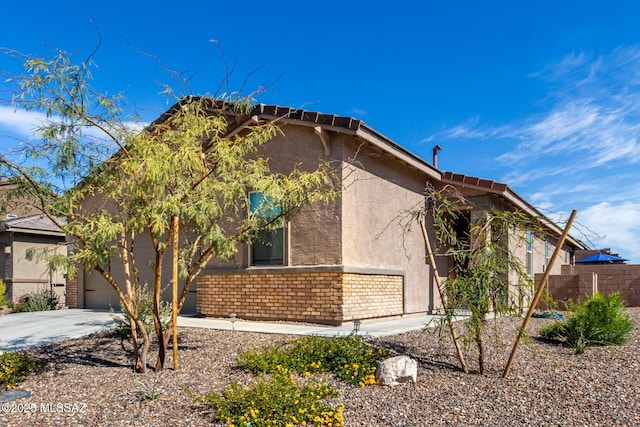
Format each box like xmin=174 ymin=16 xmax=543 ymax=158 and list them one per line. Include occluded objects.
xmin=0 ymin=180 xmax=67 ymax=305
xmin=70 ymin=100 xmax=586 ymax=324
xmin=0 ymin=214 xmax=67 ymax=305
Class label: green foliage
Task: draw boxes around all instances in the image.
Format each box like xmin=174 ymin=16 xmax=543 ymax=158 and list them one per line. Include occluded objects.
xmin=0 ymin=280 xmax=6 ymax=307
xmin=27 ymin=288 xmax=61 ymax=311
xmin=238 ymin=334 xmax=387 ymax=387
xmin=539 ymin=292 xmax=634 ymax=354
xmin=1 ymin=46 xmax=338 ymax=371
xmin=407 ymin=184 xmax=542 ymax=374
xmin=194 ymin=367 xmax=343 ymax=427
xmin=9 ymin=288 xmax=60 ymax=312
xmin=128 ymin=374 xmax=163 ymax=401
xmin=110 ymin=283 xmax=171 ymax=338
xmin=0 ymin=351 xmax=38 ymax=390
xmin=8 ymin=298 xmax=29 ymax=313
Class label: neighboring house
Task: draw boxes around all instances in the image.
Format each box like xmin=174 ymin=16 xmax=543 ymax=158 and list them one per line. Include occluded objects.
xmin=71 ymin=100 xmax=586 ymax=324
xmin=0 ymin=214 xmax=67 ymax=305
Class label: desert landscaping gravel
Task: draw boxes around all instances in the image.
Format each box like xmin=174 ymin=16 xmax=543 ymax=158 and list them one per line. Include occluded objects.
xmin=2 ymin=308 xmax=639 ymax=426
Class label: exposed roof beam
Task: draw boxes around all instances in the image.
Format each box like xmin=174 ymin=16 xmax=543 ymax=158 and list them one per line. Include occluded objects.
xmin=314 ymin=126 xmax=331 ymax=155
xmin=225 ymin=115 xmax=259 ymax=138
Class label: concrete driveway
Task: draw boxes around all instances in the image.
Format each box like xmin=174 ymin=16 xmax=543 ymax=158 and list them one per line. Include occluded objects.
xmin=0 ymin=309 xmax=115 ymax=354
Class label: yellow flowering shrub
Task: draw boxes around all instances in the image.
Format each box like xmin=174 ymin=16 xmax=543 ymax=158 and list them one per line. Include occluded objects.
xmin=194 ymin=368 xmax=343 ymax=427
xmin=238 ymin=333 xmax=389 ymax=386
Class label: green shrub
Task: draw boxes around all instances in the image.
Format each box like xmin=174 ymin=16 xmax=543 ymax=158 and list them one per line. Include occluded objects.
xmin=110 ymin=283 xmax=172 ymax=337
xmin=0 ymin=351 xmax=38 ymax=390
xmin=0 ymin=279 xmax=7 ymax=307
xmin=539 ymin=292 xmax=634 ymax=354
xmin=194 ymin=367 xmax=343 ymax=427
xmin=8 ymin=288 xmax=60 ymax=312
xmin=8 ymin=297 xmax=29 ymax=313
xmin=238 ymin=334 xmax=388 ymax=387
xmin=26 ymin=288 xmax=60 ymax=311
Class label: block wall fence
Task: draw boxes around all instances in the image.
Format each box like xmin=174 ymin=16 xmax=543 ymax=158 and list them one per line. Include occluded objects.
xmin=536 ymin=264 xmax=640 ymax=309
xmin=196 ymin=270 xmax=404 ymax=325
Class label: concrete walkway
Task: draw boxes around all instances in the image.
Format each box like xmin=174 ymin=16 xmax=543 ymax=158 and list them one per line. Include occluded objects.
xmin=0 ymin=309 xmax=448 ymax=354
xmin=178 ymin=314 xmax=445 ymax=337
xmin=0 ymin=309 xmax=115 ymax=354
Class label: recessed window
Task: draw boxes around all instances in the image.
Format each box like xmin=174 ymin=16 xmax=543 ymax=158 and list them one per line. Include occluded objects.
xmin=545 ymin=240 xmax=550 ymax=267
xmin=526 ymin=232 xmax=533 ymax=276
xmin=249 ymin=192 xmax=286 ymax=266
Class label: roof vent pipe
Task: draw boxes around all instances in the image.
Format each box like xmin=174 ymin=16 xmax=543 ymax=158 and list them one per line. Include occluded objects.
xmin=432 ymin=144 xmax=442 ymax=169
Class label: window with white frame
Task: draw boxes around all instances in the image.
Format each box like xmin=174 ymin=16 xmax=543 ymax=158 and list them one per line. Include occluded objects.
xmin=545 ymin=240 xmax=550 ymax=268
xmin=249 ymin=192 xmax=286 ymax=266
xmin=526 ymin=232 xmax=533 ymax=276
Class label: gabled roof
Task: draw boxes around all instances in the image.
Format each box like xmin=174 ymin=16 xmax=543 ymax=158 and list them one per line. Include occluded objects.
xmin=156 ymin=97 xmax=586 ymax=250
xmin=158 ymin=97 xmax=442 ymax=180
xmin=1 ymin=214 xmax=65 ymax=236
xmin=442 ymin=172 xmax=586 ymax=250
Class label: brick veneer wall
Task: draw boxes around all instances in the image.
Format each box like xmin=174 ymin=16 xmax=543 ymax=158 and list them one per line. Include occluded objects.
xmin=196 ymin=270 xmax=404 ymax=325
xmin=341 ymin=274 xmax=404 ymax=320
xmin=66 ymin=276 xmax=78 ymax=308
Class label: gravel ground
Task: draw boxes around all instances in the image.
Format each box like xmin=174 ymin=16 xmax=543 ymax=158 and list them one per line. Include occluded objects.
xmin=1 ymin=308 xmax=639 ymax=427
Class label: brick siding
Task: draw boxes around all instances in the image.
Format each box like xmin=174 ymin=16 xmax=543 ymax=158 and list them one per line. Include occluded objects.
xmin=196 ymin=270 xmax=404 ymax=325
xmin=65 ymin=276 xmax=78 ymax=308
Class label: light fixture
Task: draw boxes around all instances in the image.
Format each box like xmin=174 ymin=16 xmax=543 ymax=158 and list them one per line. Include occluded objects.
xmin=353 ymin=319 xmax=361 ymax=334
xmin=230 ymin=313 xmax=237 ymax=332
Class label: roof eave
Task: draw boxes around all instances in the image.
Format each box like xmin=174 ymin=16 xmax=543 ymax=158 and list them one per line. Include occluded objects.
xmin=441 ymin=175 xmax=586 ymax=250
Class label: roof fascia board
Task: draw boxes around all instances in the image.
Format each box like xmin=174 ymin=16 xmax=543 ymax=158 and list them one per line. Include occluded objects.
xmin=254 ymin=114 xmax=441 ymax=179
xmin=441 ymin=176 xmax=585 ymax=249
xmin=4 ymin=227 xmax=65 ymax=237
xmin=355 ymin=127 xmax=441 ymax=180
xmin=254 ymin=114 xmax=357 ymax=135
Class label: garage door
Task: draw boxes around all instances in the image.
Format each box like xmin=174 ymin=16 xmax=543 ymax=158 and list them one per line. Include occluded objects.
xmin=83 ymin=269 xmax=197 ymax=314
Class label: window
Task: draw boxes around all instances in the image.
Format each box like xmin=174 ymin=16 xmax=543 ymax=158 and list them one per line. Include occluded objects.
xmin=249 ymin=192 xmax=286 ymax=266
xmin=526 ymin=232 xmax=533 ymax=276
xmin=545 ymin=240 xmax=550 ymax=268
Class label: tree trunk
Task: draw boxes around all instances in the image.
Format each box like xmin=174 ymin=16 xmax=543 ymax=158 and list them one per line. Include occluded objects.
xmin=419 ymin=219 xmax=469 ymax=373
xmin=134 ymin=319 xmax=151 ymax=373
xmin=130 ymin=316 xmax=144 ymax=373
xmin=153 ymin=251 xmax=166 ymax=372
xmin=154 ymin=325 xmax=165 ymax=372
xmin=476 ymin=320 xmax=485 ymax=376
xmin=171 ymin=215 xmax=179 ymax=370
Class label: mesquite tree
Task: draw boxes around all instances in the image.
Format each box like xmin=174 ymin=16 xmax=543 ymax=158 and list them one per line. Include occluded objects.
xmin=0 ymin=46 xmax=337 ymax=372
xmin=411 ymin=184 xmax=542 ymax=374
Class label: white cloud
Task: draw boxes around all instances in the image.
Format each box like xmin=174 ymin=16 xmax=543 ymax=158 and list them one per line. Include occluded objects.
xmin=426 ymin=45 xmax=640 ymax=262
xmin=578 ymin=202 xmax=640 ymax=263
xmin=0 ymin=105 xmax=146 ymax=147
xmin=348 ymin=107 xmax=368 ymax=118
xmin=0 ymin=105 xmax=47 ymax=139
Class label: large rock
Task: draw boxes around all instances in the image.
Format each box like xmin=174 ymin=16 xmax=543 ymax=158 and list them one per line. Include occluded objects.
xmin=376 ymin=355 xmax=417 ymax=386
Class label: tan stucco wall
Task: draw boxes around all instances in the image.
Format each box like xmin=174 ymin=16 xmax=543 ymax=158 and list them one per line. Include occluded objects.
xmin=262 ymin=126 xmax=343 ymax=266
xmin=8 ymin=240 xmax=66 ymax=304
xmin=341 ymin=138 xmax=433 ymax=314
xmin=198 ymin=126 xmax=437 ymax=316
xmin=204 ymin=124 xmax=344 ymax=268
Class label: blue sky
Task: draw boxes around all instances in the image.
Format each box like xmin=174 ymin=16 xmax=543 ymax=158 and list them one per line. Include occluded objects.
xmin=1 ymin=1 xmax=639 ymax=261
